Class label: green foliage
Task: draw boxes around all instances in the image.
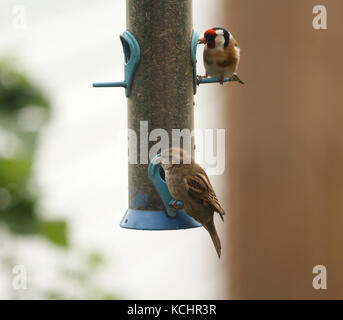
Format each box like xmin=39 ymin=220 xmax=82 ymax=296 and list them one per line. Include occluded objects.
xmin=0 ymin=157 xmax=32 ymax=185
xmin=88 ymin=251 xmax=104 ymax=271
xmin=38 ymin=220 xmax=68 ymax=247
xmin=55 ymin=251 xmax=122 ymax=300
xmin=0 ymin=59 xmax=67 ymax=244
xmin=0 ymin=59 xmax=120 ymax=300
xmin=0 ymin=59 xmax=49 ymax=114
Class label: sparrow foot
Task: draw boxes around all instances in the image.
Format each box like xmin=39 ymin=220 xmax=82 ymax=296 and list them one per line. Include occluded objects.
xmin=171 ymin=199 xmax=184 ymax=210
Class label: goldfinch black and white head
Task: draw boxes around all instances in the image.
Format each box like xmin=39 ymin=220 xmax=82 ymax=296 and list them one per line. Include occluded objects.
xmin=204 ymin=27 xmax=231 ymax=49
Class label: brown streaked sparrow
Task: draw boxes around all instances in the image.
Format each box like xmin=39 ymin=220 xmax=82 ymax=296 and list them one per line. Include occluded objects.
xmin=157 ymin=147 xmax=225 ymax=258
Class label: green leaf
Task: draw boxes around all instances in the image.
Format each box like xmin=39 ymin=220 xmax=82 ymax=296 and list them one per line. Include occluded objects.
xmin=0 ymin=157 xmax=32 ymax=186
xmin=38 ymin=220 xmax=68 ymax=247
xmin=43 ymin=291 xmax=66 ymax=300
xmin=99 ymin=293 xmax=120 ymax=300
xmin=0 ymin=59 xmax=50 ymax=114
xmin=87 ymin=252 xmax=104 ymax=271
xmin=0 ymin=196 xmax=38 ymax=234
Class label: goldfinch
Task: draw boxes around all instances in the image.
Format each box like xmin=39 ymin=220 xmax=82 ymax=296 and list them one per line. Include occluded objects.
xmin=199 ymin=27 xmax=244 ymax=84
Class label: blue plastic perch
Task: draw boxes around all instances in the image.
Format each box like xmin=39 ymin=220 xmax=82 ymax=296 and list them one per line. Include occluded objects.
xmin=120 ymin=154 xmax=202 ymax=230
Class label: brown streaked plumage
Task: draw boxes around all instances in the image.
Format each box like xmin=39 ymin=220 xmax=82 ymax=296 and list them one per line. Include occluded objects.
xmin=216 ymin=39 xmax=239 ymax=68
xmin=158 ymin=147 xmax=226 ymax=258
xmin=204 ymin=54 xmax=214 ymax=66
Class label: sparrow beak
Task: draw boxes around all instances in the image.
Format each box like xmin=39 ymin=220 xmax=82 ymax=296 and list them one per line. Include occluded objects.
xmin=198 ymin=37 xmax=207 ymax=44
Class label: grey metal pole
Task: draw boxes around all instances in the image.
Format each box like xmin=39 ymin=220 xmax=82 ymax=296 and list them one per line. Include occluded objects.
xmin=123 ymin=0 xmax=194 ymax=226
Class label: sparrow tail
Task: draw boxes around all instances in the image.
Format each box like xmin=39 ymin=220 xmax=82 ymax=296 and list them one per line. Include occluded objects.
xmin=204 ymin=221 xmax=221 ymax=259
xmin=219 ymin=213 xmax=225 ymax=222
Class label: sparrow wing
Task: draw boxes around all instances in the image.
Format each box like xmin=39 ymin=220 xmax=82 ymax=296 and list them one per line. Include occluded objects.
xmin=184 ymin=169 xmax=226 ymax=221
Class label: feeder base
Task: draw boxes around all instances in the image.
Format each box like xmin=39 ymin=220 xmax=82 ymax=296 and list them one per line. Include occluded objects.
xmin=120 ymin=209 xmax=202 ymax=230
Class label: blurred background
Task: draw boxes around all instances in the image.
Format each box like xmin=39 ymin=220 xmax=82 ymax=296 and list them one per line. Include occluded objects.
xmin=1 ymin=0 xmax=342 ymax=300
xmin=221 ymin=0 xmax=343 ymax=299
xmin=0 ymin=0 xmax=224 ymax=299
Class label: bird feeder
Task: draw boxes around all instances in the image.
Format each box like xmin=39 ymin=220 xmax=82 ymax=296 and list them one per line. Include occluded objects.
xmin=93 ymin=0 xmax=236 ymax=230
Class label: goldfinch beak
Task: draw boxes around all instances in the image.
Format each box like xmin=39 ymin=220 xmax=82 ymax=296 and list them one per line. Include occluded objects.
xmin=198 ymin=37 xmax=207 ymax=44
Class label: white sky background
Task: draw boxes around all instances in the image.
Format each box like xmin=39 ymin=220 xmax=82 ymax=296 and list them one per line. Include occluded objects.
xmin=0 ymin=0 xmax=227 ymax=299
